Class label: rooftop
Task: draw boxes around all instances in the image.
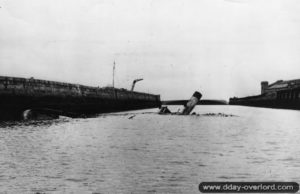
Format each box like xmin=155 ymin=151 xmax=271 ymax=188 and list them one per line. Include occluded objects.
xmin=267 ymin=79 xmax=300 ymax=90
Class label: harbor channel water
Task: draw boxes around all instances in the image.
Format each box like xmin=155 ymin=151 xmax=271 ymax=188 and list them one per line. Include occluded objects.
xmin=0 ymin=105 xmax=300 ymax=193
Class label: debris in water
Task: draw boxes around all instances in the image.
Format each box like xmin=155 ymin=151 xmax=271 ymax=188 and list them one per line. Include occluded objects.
xmin=128 ymin=115 xmax=136 ymax=119
xmin=200 ymin=113 xmax=237 ymax=117
xmin=159 ymin=91 xmax=202 ymax=115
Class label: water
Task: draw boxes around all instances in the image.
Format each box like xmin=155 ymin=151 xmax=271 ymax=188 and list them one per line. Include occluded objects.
xmin=0 ymin=105 xmax=300 ymax=193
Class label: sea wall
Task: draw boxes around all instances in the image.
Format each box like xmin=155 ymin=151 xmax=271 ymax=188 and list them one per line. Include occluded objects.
xmin=229 ymin=88 xmax=300 ymax=110
xmin=0 ymin=76 xmax=161 ymax=120
xmin=0 ymin=76 xmax=160 ymax=101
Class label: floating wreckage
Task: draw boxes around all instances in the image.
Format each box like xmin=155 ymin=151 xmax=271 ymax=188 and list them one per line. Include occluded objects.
xmin=159 ymin=91 xmax=202 ymax=115
xmin=159 ymin=91 xmax=236 ymax=117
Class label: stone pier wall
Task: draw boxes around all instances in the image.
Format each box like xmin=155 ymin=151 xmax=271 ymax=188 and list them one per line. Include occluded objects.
xmin=0 ymin=76 xmax=161 ymax=120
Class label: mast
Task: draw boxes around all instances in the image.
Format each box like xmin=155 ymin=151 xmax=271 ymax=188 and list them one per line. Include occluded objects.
xmin=112 ymin=61 xmax=115 ymax=88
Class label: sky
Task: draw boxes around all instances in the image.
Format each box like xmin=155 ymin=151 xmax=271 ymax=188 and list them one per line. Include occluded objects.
xmin=0 ymin=0 xmax=300 ymax=100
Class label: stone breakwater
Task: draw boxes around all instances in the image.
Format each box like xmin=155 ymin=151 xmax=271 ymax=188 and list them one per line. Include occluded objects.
xmin=0 ymin=76 xmax=161 ymax=120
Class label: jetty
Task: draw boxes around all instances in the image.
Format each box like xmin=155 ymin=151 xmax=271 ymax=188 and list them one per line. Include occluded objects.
xmin=0 ymin=76 xmax=161 ymax=120
xmin=229 ymin=79 xmax=300 ymax=110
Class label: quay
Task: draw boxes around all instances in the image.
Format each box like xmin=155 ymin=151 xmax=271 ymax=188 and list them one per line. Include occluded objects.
xmin=229 ymin=79 xmax=300 ymax=110
xmin=0 ymin=76 xmax=161 ymax=120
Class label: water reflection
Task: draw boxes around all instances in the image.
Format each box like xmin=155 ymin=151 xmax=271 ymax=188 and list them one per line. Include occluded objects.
xmin=0 ymin=106 xmax=299 ymax=193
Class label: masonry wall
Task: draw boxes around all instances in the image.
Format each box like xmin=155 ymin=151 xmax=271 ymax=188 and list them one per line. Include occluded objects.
xmin=0 ymin=76 xmax=160 ymax=101
xmin=0 ymin=76 xmax=161 ymax=119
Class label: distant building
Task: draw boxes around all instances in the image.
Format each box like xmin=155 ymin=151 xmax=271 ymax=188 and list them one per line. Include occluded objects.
xmin=229 ymin=78 xmax=300 ymax=110
xmin=261 ymin=79 xmax=300 ymax=98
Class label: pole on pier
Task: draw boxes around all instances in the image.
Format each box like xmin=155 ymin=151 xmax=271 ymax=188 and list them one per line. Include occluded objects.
xmin=181 ymin=91 xmax=202 ymax=115
xmin=112 ymin=61 xmax=116 ymax=88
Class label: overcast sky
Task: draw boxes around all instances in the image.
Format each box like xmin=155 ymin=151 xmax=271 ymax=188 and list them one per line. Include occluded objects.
xmin=1 ymin=0 xmax=300 ymax=100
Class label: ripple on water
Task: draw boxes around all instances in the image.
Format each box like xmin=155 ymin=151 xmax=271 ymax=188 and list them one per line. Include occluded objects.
xmin=43 ymin=175 xmax=62 ymax=179
xmin=278 ymin=157 xmax=296 ymax=162
xmin=1 ymin=106 xmax=300 ymax=193
xmin=65 ymin=178 xmax=88 ymax=183
xmin=217 ymin=176 xmax=234 ymax=179
xmin=266 ymin=141 xmax=278 ymax=145
xmin=168 ymin=161 xmax=190 ymax=165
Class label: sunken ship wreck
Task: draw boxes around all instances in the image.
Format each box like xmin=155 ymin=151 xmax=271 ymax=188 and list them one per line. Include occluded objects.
xmin=229 ymin=79 xmax=300 ymax=110
xmin=0 ymin=76 xmax=161 ymax=120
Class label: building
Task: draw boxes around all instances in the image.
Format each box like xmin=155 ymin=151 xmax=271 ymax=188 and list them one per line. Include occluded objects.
xmin=229 ymin=78 xmax=300 ymax=110
xmin=261 ymin=79 xmax=300 ymax=94
xmin=261 ymin=79 xmax=300 ymax=99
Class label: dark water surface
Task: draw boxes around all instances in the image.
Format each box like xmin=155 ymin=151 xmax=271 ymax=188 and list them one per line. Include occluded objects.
xmin=0 ymin=105 xmax=300 ymax=193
